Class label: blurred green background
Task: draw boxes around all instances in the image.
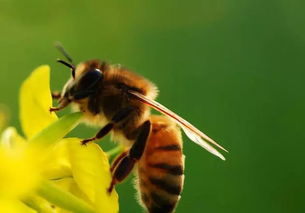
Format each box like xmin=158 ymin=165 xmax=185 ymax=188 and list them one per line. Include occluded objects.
xmin=1 ymin=0 xmax=305 ymax=212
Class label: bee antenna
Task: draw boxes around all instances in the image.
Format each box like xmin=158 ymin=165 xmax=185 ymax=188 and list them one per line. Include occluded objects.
xmin=54 ymin=42 xmax=76 ymax=79
xmin=54 ymin=41 xmax=74 ymax=63
xmin=56 ymin=59 xmax=76 ymax=79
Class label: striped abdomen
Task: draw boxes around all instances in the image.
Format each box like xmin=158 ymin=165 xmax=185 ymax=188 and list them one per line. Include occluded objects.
xmin=136 ymin=115 xmax=185 ymax=213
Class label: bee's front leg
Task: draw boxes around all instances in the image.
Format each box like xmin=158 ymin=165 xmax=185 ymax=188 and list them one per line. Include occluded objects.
xmin=49 ymin=97 xmax=70 ymax=112
xmin=107 ymin=120 xmax=151 ymax=193
xmin=50 ymin=91 xmax=66 ymax=112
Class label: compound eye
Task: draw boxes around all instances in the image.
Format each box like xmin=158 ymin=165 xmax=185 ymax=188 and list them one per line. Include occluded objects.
xmin=69 ymin=69 xmax=103 ymax=100
xmin=78 ymin=69 xmax=103 ymax=90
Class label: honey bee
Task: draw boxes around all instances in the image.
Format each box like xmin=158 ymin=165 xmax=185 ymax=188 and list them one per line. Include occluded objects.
xmin=51 ymin=44 xmax=228 ymax=213
xmin=135 ymin=115 xmax=184 ymax=212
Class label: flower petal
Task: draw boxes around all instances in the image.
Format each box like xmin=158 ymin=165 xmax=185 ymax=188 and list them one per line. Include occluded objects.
xmin=0 ymin=199 xmax=36 ymax=213
xmin=20 ymin=65 xmax=58 ymax=139
xmin=0 ymin=146 xmax=41 ymax=199
xmin=67 ymin=138 xmax=119 ymax=213
xmin=0 ymin=127 xmax=26 ymax=149
xmin=41 ymin=140 xmax=72 ymax=180
xmin=53 ymin=177 xmax=91 ymax=205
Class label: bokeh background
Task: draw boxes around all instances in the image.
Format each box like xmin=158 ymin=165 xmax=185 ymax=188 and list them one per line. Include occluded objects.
xmin=1 ymin=0 xmax=305 ymax=212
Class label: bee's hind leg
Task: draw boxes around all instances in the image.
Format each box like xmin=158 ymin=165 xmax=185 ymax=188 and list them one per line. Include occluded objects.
xmin=110 ymin=151 xmax=128 ymax=172
xmin=107 ymin=120 xmax=151 ymax=193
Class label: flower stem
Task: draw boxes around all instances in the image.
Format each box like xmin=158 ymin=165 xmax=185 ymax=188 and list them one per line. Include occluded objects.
xmin=22 ymin=194 xmax=55 ymax=213
xmin=37 ymin=180 xmax=95 ymax=213
xmin=28 ymin=112 xmax=82 ymax=148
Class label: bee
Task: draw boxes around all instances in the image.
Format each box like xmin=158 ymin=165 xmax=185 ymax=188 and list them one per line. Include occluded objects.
xmin=51 ymin=44 xmax=228 ymax=213
xmin=135 ymin=115 xmax=184 ymax=212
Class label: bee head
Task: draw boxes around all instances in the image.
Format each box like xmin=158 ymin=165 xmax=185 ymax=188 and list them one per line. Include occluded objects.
xmin=60 ymin=61 xmax=104 ymax=101
xmin=55 ymin=43 xmax=106 ymax=101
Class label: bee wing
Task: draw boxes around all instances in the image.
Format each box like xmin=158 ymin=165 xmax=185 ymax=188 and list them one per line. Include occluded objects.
xmin=129 ymin=91 xmax=228 ymax=160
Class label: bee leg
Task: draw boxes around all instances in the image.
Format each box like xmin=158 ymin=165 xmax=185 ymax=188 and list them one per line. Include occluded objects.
xmin=81 ymin=107 xmax=135 ymax=145
xmin=49 ymin=98 xmax=70 ymax=112
xmin=81 ymin=123 xmax=114 ymax=145
xmin=110 ymin=151 xmax=128 ymax=172
xmin=107 ymin=156 xmax=136 ymax=193
xmin=51 ymin=91 xmax=61 ymax=99
xmin=129 ymin=120 xmax=151 ymax=160
xmin=107 ymin=120 xmax=151 ymax=193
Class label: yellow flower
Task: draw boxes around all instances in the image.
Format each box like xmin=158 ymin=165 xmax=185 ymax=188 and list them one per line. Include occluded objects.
xmin=0 ymin=65 xmax=119 ymax=213
xmin=0 ymin=128 xmax=39 ymax=199
xmin=19 ymin=66 xmax=58 ymax=139
xmin=0 ymin=200 xmax=36 ymax=213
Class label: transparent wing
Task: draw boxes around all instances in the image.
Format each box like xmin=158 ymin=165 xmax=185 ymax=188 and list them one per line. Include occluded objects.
xmin=129 ymin=90 xmax=227 ymax=160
